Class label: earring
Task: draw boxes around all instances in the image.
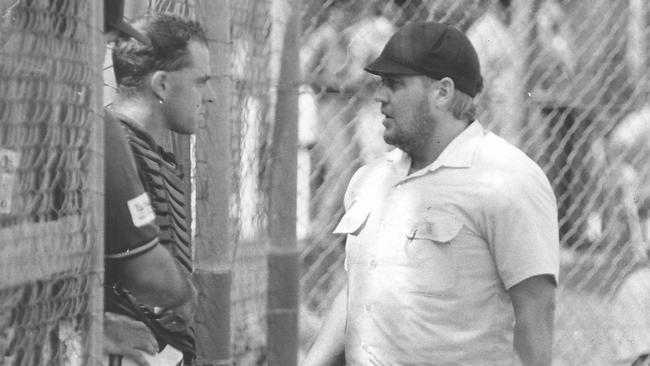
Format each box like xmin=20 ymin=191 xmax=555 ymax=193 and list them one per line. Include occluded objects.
xmin=159 ymin=99 xmax=164 ymax=104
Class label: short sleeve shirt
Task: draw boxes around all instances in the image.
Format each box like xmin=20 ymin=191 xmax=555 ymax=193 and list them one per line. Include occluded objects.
xmin=335 ymin=121 xmax=560 ymax=365
xmin=104 ymin=110 xmax=158 ymax=259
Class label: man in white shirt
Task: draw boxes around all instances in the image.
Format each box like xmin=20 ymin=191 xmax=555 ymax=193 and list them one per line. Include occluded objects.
xmin=304 ymin=21 xmax=559 ymax=366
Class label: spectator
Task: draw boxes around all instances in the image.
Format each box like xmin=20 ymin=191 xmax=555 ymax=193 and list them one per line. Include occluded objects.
xmin=466 ymin=0 xmax=524 ymax=143
xmin=301 ymin=0 xmax=363 ymax=244
xmin=345 ymin=1 xmax=399 ymax=163
xmin=611 ymin=261 xmax=650 ymax=366
xmin=300 ymin=0 xmax=407 ymax=247
xmin=611 ymin=104 xmax=650 ymax=241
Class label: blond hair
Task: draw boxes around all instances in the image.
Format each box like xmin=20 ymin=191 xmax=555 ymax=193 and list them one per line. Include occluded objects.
xmin=449 ymin=89 xmax=478 ymax=123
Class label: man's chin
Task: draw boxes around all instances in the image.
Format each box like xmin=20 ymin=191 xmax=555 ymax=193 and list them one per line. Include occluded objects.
xmin=172 ymin=123 xmax=197 ymax=135
xmin=383 ymin=132 xmax=406 ymax=150
xmin=383 ymin=135 xmax=397 ymax=148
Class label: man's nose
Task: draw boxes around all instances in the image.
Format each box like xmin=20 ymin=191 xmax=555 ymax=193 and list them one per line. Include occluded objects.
xmin=375 ymin=85 xmax=389 ymax=104
xmin=203 ymin=82 xmax=217 ymax=104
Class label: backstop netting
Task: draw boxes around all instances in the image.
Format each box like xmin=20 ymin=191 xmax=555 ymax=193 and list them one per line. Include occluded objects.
xmin=298 ymin=0 xmax=650 ymax=364
xmin=0 ymin=0 xmax=103 ymax=365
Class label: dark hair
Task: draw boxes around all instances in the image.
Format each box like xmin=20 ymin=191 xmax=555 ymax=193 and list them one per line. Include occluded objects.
xmin=112 ymin=13 xmax=207 ymax=94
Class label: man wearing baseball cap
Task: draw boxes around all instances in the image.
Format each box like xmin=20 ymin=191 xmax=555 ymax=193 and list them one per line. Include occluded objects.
xmin=304 ymin=22 xmax=559 ymax=366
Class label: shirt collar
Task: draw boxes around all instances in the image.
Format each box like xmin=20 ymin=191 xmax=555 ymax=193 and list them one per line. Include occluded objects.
xmin=108 ymin=110 xmax=161 ymax=151
xmin=431 ymin=120 xmax=485 ymax=170
xmin=107 ymin=109 xmax=179 ymax=165
xmin=385 ymin=120 xmax=485 ymax=175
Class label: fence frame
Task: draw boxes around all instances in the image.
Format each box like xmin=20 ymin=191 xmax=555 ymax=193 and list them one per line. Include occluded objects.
xmin=193 ymin=0 xmax=234 ymax=365
xmin=89 ymin=1 xmax=106 ymax=363
xmin=267 ymin=1 xmax=301 ymax=364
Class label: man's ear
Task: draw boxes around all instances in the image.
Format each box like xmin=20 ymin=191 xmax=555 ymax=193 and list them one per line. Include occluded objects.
xmin=150 ymin=71 xmax=169 ymax=102
xmin=436 ymin=77 xmax=455 ymax=105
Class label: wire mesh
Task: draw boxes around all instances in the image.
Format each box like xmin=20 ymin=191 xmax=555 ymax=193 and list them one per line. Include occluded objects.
xmin=298 ymin=0 xmax=650 ymax=364
xmin=0 ymin=0 xmax=102 ymax=364
xmin=5 ymin=0 xmax=644 ymax=363
xmin=148 ymin=0 xmax=196 ymax=17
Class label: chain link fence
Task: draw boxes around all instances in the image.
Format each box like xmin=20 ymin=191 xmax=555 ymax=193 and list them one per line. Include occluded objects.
xmin=0 ymin=0 xmax=103 ymax=364
xmin=2 ymin=0 xmax=649 ymax=364
xmin=298 ymin=0 xmax=650 ymax=364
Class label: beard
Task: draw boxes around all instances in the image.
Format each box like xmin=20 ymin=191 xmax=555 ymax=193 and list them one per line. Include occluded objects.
xmin=383 ymin=97 xmax=434 ymax=153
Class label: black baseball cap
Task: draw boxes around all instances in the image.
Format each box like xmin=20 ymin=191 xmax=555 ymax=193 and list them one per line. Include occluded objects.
xmin=104 ymin=0 xmax=151 ymax=45
xmin=365 ymin=22 xmax=483 ymax=97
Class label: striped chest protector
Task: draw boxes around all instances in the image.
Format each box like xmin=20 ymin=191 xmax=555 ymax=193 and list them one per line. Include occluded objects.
xmin=104 ymin=117 xmax=196 ymax=362
xmin=120 ymin=121 xmax=193 ymax=273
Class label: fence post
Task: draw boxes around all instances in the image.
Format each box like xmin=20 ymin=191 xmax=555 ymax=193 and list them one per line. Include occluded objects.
xmin=193 ymin=0 xmax=233 ymax=365
xmin=89 ymin=0 xmax=105 ymax=364
xmin=267 ymin=0 xmax=300 ymax=365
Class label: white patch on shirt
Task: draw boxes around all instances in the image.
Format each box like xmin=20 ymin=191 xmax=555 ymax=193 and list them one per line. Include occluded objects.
xmin=0 ymin=149 xmax=19 ymax=214
xmin=127 ymin=192 xmax=156 ymax=227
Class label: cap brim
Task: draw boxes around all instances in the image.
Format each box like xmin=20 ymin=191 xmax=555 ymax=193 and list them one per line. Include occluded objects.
xmin=110 ymin=19 xmax=151 ymax=46
xmin=365 ymin=56 xmax=421 ymax=76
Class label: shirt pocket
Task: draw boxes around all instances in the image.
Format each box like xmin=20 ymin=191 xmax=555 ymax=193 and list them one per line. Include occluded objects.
xmin=402 ymin=214 xmax=463 ymax=294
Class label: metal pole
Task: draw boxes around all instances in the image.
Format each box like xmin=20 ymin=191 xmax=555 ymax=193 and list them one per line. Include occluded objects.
xmin=267 ymin=0 xmax=300 ymax=365
xmin=89 ymin=0 xmax=105 ymax=363
xmin=193 ymin=0 xmax=233 ymax=365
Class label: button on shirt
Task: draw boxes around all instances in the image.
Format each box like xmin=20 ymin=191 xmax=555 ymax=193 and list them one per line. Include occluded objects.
xmin=334 ymin=121 xmax=559 ymax=365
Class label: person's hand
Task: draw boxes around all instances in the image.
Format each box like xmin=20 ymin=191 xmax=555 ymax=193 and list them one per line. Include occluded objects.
xmin=103 ymin=312 xmax=158 ymax=366
xmin=156 ymin=279 xmax=197 ymax=332
xmin=156 ymin=298 xmax=195 ymax=333
xmin=157 ymin=308 xmax=190 ymax=333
